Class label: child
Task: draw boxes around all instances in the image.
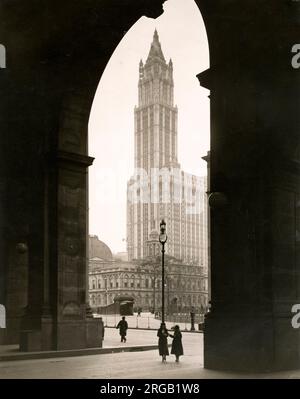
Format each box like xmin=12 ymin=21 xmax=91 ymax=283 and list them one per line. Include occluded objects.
xmin=169 ymin=325 xmax=183 ymax=362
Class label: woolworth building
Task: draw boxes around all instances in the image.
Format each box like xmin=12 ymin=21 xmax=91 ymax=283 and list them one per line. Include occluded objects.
xmin=127 ymin=30 xmax=208 ymax=269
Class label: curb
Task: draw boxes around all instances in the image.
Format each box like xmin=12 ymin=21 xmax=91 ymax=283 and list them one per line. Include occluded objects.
xmin=0 ymin=345 xmax=160 ymax=362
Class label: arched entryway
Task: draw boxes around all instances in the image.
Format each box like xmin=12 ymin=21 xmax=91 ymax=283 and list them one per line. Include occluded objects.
xmin=1 ymin=0 xmax=300 ymax=373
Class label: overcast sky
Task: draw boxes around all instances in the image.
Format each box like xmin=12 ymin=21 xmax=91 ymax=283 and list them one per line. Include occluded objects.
xmin=88 ymin=0 xmax=210 ymax=254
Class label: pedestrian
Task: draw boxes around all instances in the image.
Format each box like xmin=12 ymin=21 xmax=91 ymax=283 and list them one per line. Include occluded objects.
xmin=169 ymin=325 xmax=183 ymax=362
xmin=116 ymin=316 xmax=128 ymax=343
xmin=157 ymin=322 xmax=169 ymax=362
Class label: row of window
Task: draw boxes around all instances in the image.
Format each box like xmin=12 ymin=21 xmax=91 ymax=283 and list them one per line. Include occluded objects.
xmin=138 ymin=83 xmax=174 ymax=107
xmin=89 ymin=276 xmax=208 ymax=291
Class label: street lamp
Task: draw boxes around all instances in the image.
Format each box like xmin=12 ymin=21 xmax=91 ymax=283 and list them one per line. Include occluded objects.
xmin=152 ymin=264 xmax=157 ymax=315
xmin=104 ymin=276 xmax=108 ymax=327
xmin=166 ymin=275 xmax=170 ymax=316
xmin=151 ymin=261 xmax=160 ymax=316
xmin=159 ymin=219 xmax=167 ymax=324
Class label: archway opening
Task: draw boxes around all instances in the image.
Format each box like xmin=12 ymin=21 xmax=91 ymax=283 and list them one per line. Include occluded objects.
xmin=88 ymin=0 xmax=210 ymax=367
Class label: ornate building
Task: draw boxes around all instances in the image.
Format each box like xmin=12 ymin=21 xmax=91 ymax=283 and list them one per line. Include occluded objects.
xmin=127 ymin=30 xmax=208 ymax=268
xmin=88 ymin=236 xmax=208 ymax=313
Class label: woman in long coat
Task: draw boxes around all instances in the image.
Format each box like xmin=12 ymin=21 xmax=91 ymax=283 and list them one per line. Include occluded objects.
xmin=169 ymin=325 xmax=183 ymax=362
xmin=157 ymin=323 xmax=169 ymax=362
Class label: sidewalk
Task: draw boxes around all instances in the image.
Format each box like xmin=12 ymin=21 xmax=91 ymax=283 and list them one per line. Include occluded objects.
xmin=0 ymin=331 xmax=204 ymax=379
xmin=0 ymin=328 xmax=164 ymax=362
xmin=0 ymin=316 xmax=202 ymax=362
xmin=2 ymin=331 xmax=300 ymax=379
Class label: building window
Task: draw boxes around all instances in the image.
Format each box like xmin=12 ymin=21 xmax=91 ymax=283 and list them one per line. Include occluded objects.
xmin=124 ymin=282 xmax=128 ymax=288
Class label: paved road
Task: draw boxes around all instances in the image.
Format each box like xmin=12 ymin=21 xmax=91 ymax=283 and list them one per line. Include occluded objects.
xmin=98 ymin=312 xmax=203 ymax=331
xmin=103 ymin=327 xmax=161 ymax=348
xmin=102 ymin=325 xmax=200 ymax=349
xmin=2 ymin=329 xmax=300 ymax=379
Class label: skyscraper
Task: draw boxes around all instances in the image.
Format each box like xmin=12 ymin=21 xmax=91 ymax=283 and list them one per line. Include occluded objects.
xmin=127 ymin=30 xmax=207 ymax=269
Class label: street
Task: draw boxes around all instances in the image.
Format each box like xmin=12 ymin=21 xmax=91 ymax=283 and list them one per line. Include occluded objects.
xmin=1 ymin=328 xmax=300 ymax=379
xmin=97 ymin=312 xmax=203 ymax=331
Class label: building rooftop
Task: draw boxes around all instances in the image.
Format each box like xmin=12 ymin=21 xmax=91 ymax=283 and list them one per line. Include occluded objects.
xmin=89 ymin=235 xmax=113 ymax=261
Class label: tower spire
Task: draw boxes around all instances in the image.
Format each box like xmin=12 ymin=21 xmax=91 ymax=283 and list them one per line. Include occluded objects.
xmin=146 ymin=29 xmax=166 ymax=64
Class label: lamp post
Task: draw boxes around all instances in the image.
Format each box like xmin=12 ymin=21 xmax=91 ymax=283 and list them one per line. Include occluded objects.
xmin=152 ymin=262 xmax=159 ymax=316
xmin=166 ymin=275 xmax=170 ymax=316
xmin=153 ymin=269 xmax=156 ymax=315
xmin=159 ymin=219 xmax=167 ymax=324
xmin=104 ymin=276 xmax=108 ymax=327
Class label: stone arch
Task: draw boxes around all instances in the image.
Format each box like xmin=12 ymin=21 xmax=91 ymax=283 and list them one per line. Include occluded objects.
xmin=3 ymin=0 xmax=298 ymax=375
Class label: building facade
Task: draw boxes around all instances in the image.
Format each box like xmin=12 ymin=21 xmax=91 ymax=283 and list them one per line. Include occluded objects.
xmin=127 ymin=30 xmax=208 ymax=268
xmin=88 ymin=236 xmax=208 ymax=313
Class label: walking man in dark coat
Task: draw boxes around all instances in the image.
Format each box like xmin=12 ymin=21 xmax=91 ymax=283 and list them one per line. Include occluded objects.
xmin=116 ymin=316 xmax=128 ymax=343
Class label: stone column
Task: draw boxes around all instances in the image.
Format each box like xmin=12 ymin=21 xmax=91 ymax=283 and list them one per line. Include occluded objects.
xmin=197 ymin=0 xmax=300 ymax=372
xmin=55 ymin=150 xmax=98 ymax=350
xmin=0 ymin=180 xmax=6 ymax=344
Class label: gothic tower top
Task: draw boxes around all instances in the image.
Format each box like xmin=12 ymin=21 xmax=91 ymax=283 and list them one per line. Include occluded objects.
xmin=135 ymin=30 xmax=179 ymax=170
xmin=138 ymin=30 xmax=174 ymax=108
xmin=146 ymin=29 xmax=166 ymax=64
